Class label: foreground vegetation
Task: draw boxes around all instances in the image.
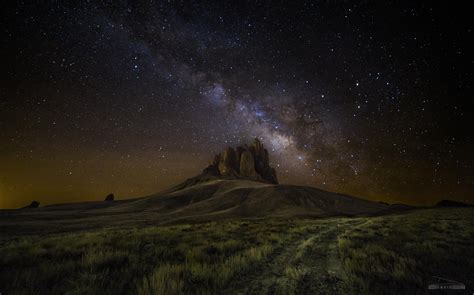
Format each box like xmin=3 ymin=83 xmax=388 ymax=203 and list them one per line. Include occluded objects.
xmin=338 ymin=208 xmax=474 ymax=294
xmin=0 ymin=219 xmax=307 ymax=294
xmin=0 ymin=208 xmax=473 ymax=294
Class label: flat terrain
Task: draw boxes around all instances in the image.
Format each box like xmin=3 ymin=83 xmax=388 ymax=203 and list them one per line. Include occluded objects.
xmin=1 ymin=207 xmax=473 ymax=294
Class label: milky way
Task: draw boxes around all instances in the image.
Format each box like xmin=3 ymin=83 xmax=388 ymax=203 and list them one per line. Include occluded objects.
xmin=1 ymin=1 xmax=472 ymax=208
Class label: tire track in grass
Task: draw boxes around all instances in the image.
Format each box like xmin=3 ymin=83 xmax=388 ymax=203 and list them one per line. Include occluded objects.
xmin=230 ymin=218 xmax=365 ymax=294
xmin=295 ymin=219 xmax=366 ymax=294
xmin=233 ymin=233 xmax=308 ymax=294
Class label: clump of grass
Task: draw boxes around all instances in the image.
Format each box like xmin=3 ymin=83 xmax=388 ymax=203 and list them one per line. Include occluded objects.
xmin=136 ymin=264 xmax=186 ymax=294
xmin=284 ymin=266 xmax=307 ymax=280
xmin=294 ymin=236 xmax=315 ymax=262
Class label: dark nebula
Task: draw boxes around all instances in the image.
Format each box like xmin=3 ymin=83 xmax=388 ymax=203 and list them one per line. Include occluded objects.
xmin=1 ymin=1 xmax=472 ymax=208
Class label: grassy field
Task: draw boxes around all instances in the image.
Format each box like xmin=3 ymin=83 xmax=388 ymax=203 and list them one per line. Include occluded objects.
xmin=0 ymin=208 xmax=473 ymax=294
xmin=338 ymin=208 xmax=474 ymax=294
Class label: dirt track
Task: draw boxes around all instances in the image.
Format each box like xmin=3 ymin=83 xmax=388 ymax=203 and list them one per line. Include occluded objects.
xmin=231 ymin=218 xmax=365 ymax=294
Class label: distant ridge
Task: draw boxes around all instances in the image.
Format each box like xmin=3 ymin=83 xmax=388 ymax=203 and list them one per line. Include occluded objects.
xmin=435 ymin=200 xmax=472 ymax=207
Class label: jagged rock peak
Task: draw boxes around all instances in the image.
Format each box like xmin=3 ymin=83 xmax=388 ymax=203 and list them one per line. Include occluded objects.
xmin=206 ymin=138 xmax=278 ymax=184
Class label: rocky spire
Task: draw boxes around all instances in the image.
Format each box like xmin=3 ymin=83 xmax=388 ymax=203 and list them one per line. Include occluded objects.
xmin=218 ymin=147 xmax=239 ymax=177
xmin=205 ymin=138 xmax=278 ymax=184
xmin=239 ymin=150 xmax=259 ymax=180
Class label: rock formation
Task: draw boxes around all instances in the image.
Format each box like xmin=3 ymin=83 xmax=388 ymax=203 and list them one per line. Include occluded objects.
xmin=239 ymin=150 xmax=259 ymax=180
xmin=22 ymin=200 xmax=40 ymax=209
xmin=205 ymin=138 xmax=278 ymax=184
xmin=218 ymin=147 xmax=239 ymax=177
xmin=105 ymin=193 xmax=115 ymax=201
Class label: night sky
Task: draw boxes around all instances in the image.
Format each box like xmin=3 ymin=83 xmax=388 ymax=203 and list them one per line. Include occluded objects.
xmin=1 ymin=1 xmax=473 ymax=209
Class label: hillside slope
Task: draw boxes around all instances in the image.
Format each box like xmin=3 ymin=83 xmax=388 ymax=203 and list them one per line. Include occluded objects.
xmin=1 ymin=179 xmax=405 ymax=236
xmin=102 ymin=179 xmax=391 ymax=218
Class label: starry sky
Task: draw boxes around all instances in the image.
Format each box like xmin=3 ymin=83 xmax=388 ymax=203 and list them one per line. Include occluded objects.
xmin=1 ymin=1 xmax=473 ymax=208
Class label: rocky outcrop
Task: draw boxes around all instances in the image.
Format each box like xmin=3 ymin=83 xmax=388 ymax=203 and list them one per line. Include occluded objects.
xmin=239 ymin=150 xmax=259 ymax=180
xmin=105 ymin=193 xmax=115 ymax=201
xmin=22 ymin=200 xmax=40 ymax=209
xmin=202 ymin=164 xmax=221 ymax=177
xmin=218 ymin=147 xmax=239 ymax=177
xmin=206 ymin=138 xmax=278 ymax=184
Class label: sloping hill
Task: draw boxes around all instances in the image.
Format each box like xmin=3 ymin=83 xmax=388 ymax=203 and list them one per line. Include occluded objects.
xmin=18 ymin=179 xmax=392 ymax=218
xmin=0 ymin=179 xmax=406 ymax=236
xmin=102 ymin=179 xmax=391 ymax=218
